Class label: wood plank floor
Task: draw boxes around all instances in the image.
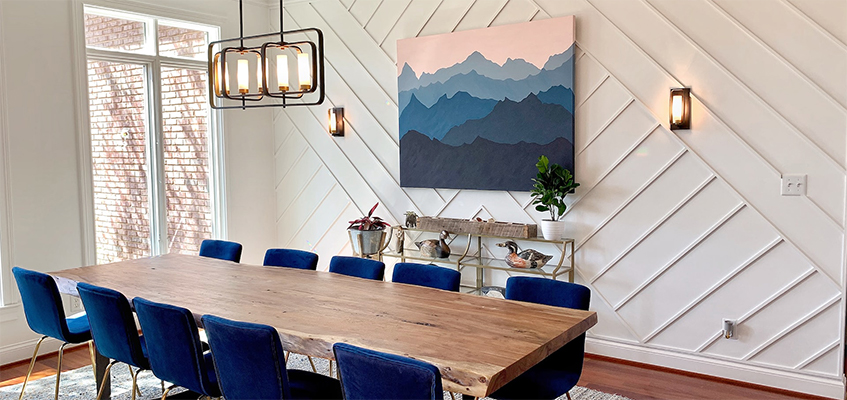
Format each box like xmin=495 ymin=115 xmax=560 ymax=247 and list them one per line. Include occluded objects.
xmin=0 ymin=346 xmax=831 ymax=399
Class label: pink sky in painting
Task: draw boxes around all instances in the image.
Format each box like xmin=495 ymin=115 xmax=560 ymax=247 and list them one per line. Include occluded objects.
xmin=397 ymin=16 xmax=574 ymax=76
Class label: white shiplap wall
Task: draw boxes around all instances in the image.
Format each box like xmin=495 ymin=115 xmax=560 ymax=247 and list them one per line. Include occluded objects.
xmin=272 ymin=0 xmax=847 ymax=396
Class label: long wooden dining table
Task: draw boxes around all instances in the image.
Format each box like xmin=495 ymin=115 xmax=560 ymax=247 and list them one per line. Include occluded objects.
xmin=50 ymin=253 xmax=597 ymax=398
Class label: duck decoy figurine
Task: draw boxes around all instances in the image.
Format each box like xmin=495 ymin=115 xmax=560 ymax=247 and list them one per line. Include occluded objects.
xmin=415 ymin=230 xmax=450 ymax=258
xmin=497 ymin=241 xmax=553 ymax=269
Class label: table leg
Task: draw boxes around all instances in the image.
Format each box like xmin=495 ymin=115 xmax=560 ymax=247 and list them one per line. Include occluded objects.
xmin=93 ymin=343 xmax=111 ymax=400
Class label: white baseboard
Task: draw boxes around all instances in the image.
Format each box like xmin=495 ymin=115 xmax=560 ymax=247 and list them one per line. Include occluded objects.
xmin=0 ymin=336 xmax=86 ymax=366
xmin=586 ymin=337 xmax=845 ymax=399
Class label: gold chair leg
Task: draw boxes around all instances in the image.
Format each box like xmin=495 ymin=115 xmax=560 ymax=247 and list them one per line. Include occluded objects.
xmin=284 ymin=350 xmax=289 ymax=362
xmin=449 ymin=392 xmax=456 ymax=400
xmin=161 ymin=384 xmax=177 ymax=400
xmin=96 ymin=360 xmax=118 ymax=400
xmin=566 ymin=391 xmax=572 ymax=400
xmin=127 ymin=365 xmax=142 ymax=397
xmin=329 ymin=359 xmax=333 ymax=377
xmin=88 ymin=341 xmax=97 ymax=380
xmin=54 ymin=343 xmax=68 ymax=400
xmin=130 ymin=367 xmax=143 ymax=400
xmin=307 ymin=356 xmax=317 ymax=373
xmin=18 ymin=336 xmax=47 ymax=400
xmin=161 ymin=380 xmax=165 ymax=393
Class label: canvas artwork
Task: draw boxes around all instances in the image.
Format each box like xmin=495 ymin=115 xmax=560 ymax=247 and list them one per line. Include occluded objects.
xmin=397 ymin=16 xmax=575 ymax=191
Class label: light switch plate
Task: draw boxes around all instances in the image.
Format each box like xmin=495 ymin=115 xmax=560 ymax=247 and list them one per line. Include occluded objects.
xmin=781 ymin=174 xmax=806 ymax=196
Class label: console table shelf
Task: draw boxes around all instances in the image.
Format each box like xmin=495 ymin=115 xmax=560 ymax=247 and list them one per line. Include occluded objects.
xmin=374 ymin=226 xmax=575 ymax=294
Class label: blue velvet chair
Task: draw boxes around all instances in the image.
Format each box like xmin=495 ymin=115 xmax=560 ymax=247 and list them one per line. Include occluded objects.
xmin=392 ymin=262 xmax=461 ymax=292
xmin=202 ymin=314 xmax=342 ymax=400
xmin=76 ymin=282 xmax=151 ymax=400
xmin=333 ymin=343 xmax=442 ymax=400
xmin=264 ymin=248 xmax=319 ymax=270
xmin=199 ymin=239 xmax=243 ymax=263
xmin=489 ymin=277 xmax=591 ymax=400
xmin=328 ymin=256 xmax=385 ymax=281
xmin=12 ymin=267 xmax=96 ymax=400
xmin=132 ymin=297 xmax=221 ymax=399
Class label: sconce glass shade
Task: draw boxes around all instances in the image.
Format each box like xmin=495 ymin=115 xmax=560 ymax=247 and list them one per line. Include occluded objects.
xmin=329 ymin=107 xmax=344 ymax=136
xmin=669 ymin=87 xmax=691 ymax=130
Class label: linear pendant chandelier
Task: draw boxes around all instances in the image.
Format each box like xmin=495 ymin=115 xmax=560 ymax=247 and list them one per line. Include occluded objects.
xmin=208 ymin=0 xmax=325 ymax=109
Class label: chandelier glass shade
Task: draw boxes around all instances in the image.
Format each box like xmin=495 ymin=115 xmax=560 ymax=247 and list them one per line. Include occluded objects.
xmin=208 ymin=0 xmax=325 ymax=109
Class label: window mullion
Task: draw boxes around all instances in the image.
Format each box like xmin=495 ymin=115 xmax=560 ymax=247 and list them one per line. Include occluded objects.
xmin=148 ymin=58 xmax=167 ymax=256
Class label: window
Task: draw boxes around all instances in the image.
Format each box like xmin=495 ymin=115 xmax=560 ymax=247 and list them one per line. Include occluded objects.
xmin=83 ymin=6 xmax=222 ymax=264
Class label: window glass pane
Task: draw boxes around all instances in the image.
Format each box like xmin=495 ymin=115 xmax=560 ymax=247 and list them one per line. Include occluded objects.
xmin=87 ymin=61 xmax=151 ymax=263
xmin=84 ymin=13 xmax=147 ymax=52
xmin=158 ymin=24 xmax=207 ymax=60
xmin=161 ymin=67 xmax=213 ymax=255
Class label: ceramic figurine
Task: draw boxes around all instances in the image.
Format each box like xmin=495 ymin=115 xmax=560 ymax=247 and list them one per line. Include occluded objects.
xmin=405 ymin=211 xmax=418 ymax=228
xmin=497 ymin=241 xmax=553 ymax=269
xmin=393 ymin=227 xmax=405 ymax=254
xmin=415 ymin=230 xmax=450 ymax=258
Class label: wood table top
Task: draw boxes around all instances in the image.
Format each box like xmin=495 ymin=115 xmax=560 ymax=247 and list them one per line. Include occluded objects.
xmin=51 ymin=253 xmax=597 ymax=397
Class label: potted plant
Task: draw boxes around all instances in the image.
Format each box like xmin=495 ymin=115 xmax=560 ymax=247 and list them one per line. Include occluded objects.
xmin=348 ymin=203 xmax=391 ymax=256
xmin=530 ymin=155 xmax=580 ymax=240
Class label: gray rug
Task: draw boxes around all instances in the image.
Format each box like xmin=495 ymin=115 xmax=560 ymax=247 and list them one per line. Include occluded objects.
xmin=1 ymin=354 xmax=632 ymax=400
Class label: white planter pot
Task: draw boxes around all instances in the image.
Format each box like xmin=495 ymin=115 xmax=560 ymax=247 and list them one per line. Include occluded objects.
xmin=348 ymin=229 xmax=388 ymax=256
xmin=541 ymin=220 xmax=565 ymax=241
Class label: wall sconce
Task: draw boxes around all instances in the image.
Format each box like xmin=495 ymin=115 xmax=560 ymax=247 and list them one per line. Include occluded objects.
xmin=669 ymin=88 xmax=691 ymax=130
xmin=329 ymin=107 xmax=344 ymax=136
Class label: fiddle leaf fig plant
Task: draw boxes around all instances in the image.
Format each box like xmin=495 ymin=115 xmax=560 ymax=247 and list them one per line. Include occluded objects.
xmin=530 ymin=155 xmax=580 ymax=221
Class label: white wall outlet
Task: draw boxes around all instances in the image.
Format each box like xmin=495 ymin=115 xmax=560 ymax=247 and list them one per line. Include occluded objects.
xmin=70 ymin=296 xmax=84 ymax=313
xmin=780 ymin=174 xmax=806 ymax=196
xmin=722 ymin=318 xmax=737 ymax=340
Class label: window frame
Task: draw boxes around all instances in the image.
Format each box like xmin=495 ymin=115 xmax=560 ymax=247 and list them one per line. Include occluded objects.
xmin=77 ymin=3 xmax=226 ymax=263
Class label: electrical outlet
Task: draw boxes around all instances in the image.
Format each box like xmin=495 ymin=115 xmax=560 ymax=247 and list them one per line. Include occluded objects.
xmin=70 ymin=297 xmax=83 ymax=313
xmin=781 ymin=174 xmax=806 ymax=196
xmin=722 ymin=319 xmax=737 ymax=340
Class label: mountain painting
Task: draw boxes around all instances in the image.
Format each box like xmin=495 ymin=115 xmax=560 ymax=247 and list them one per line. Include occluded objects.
xmin=397 ymin=16 xmax=575 ymax=191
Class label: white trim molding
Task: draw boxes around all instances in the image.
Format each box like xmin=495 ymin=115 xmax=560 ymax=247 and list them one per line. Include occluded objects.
xmin=0 ymin=0 xmax=16 ymax=307
xmin=587 ymin=337 xmax=845 ymax=398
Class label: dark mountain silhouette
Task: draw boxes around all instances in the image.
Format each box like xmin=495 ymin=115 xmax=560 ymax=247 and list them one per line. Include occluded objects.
xmin=399 ymin=56 xmax=573 ymax=112
xmin=399 ymin=92 xmax=498 ymax=140
xmin=401 ymin=51 xmax=545 ymax=91
xmin=536 ymin=85 xmax=574 ymax=113
xmin=438 ymin=93 xmax=573 ymax=146
xmin=542 ymin=45 xmax=575 ymax=71
xmin=400 ymin=131 xmax=574 ymax=191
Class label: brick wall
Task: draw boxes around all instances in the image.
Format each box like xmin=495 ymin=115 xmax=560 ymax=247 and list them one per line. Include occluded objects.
xmin=85 ymin=14 xmax=213 ymax=263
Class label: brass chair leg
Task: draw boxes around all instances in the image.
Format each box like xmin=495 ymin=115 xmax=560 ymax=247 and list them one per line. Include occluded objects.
xmin=566 ymin=391 xmax=572 ymax=400
xmin=130 ymin=367 xmax=143 ymax=400
xmin=161 ymin=384 xmax=177 ymax=400
xmin=307 ymin=356 xmax=318 ymax=373
xmin=18 ymin=335 xmax=47 ymax=400
xmin=127 ymin=365 xmax=142 ymax=397
xmin=96 ymin=360 xmax=118 ymax=400
xmin=88 ymin=341 xmax=97 ymax=380
xmin=449 ymin=392 xmax=456 ymax=400
xmin=54 ymin=343 xmax=69 ymax=400
xmin=329 ymin=359 xmax=333 ymax=377
xmin=284 ymin=350 xmax=289 ymax=362
xmin=161 ymin=380 xmax=165 ymax=393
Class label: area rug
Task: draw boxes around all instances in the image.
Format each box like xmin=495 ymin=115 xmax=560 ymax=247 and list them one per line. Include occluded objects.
xmin=1 ymin=354 xmax=632 ymax=400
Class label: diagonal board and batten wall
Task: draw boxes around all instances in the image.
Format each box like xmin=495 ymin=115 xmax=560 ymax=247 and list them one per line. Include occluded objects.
xmin=270 ymin=0 xmax=847 ymax=396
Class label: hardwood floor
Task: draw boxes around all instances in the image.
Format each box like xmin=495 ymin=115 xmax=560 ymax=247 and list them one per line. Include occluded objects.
xmin=0 ymin=346 xmax=831 ymax=399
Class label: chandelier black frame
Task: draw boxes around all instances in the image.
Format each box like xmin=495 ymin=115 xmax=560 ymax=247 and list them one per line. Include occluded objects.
xmin=208 ymin=0 xmax=325 ymax=109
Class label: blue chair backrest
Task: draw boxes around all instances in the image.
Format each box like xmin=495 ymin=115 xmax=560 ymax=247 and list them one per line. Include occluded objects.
xmin=263 ymin=248 xmax=319 ymax=270
xmin=76 ymin=282 xmax=148 ymax=370
xmin=505 ymin=277 xmax=590 ymax=385
xmin=505 ymin=277 xmax=590 ymax=310
xmin=133 ymin=297 xmax=219 ymax=396
xmin=392 ymin=263 xmax=460 ymax=292
xmin=12 ymin=267 xmax=73 ymax=342
xmin=199 ymin=239 xmax=243 ymax=263
xmin=333 ymin=343 xmax=442 ymax=400
xmin=201 ymin=314 xmax=292 ymax=400
xmin=329 ymin=256 xmax=385 ymax=281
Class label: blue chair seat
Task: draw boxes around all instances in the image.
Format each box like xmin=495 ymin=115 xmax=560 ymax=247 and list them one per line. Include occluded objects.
xmin=288 ymin=369 xmax=343 ymax=399
xmin=65 ymin=312 xmax=93 ymax=343
xmin=333 ymin=342 xmax=442 ymax=400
